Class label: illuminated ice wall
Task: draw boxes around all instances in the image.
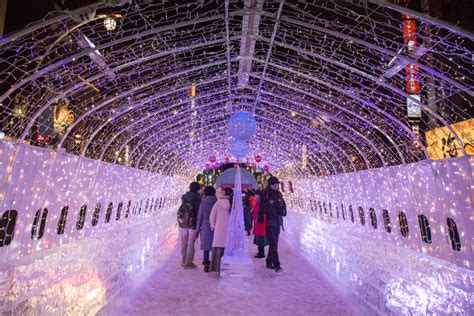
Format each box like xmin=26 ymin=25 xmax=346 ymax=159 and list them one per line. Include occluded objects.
xmin=283 ymin=156 xmax=473 ymax=314
xmin=0 ymin=141 xmax=185 ymax=314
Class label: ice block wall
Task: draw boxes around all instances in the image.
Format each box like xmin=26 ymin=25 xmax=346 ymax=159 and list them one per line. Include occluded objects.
xmin=0 ymin=141 xmax=185 ymax=314
xmin=283 ymin=156 xmax=473 ymax=314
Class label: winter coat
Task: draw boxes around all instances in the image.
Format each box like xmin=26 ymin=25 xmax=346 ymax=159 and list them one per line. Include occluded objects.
xmin=196 ymin=196 xmax=217 ymax=251
xmin=182 ymin=191 xmax=201 ymax=229
xmin=259 ymin=189 xmax=286 ymax=228
xmin=209 ymin=195 xmax=231 ymax=248
xmin=251 ymin=197 xmax=266 ymax=236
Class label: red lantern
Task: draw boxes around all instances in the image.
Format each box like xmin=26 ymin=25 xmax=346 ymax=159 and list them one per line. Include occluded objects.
xmin=225 ymin=157 xmax=230 ymax=164
xmin=255 ymin=154 xmax=262 ymax=163
xmin=205 ymin=163 xmax=210 ymax=171
xmin=214 ymin=162 xmax=221 ymax=168
xmin=405 ymin=64 xmax=421 ymax=94
xmin=209 ymin=155 xmax=216 ymax=163
xmin=234 ymin=163 xmax=239 ymax=169
xmin=263 ymin=165 xmax=269 ymax=172
xmin=402 ymin=16 xmax=417 ymax=53
xmin=402 ymin=14 xmax=420 ymax=94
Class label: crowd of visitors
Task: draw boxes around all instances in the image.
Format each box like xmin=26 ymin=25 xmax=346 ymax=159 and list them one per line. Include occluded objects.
xmin=177 ymin=176 xmax=287 ymax=274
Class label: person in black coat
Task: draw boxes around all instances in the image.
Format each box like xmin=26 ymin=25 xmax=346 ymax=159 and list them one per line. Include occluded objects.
xmin=258 ymin=176 xmax=286 ymax=272
xmin=243 ymin=189 xmax=254 ymax=235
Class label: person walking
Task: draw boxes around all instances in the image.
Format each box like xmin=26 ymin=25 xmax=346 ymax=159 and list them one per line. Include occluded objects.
xmin=195 ymin=186 xmax=217 ymax=272
xmin=177 ymin=182 xmax=201 ymax=269
xmin=209 ymin=187 xmax=233 ymax=273
xmin=258 ymin=177 xmax=286 ymax=272
xmin=243 ymin=190 xmax=253 ymax=236
xmin=252 ymin=190 xmax=268 ymax=258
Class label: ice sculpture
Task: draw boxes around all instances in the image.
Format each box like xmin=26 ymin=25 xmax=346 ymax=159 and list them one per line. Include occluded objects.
xmin=220 ymin=166 xmax=253 ymax=281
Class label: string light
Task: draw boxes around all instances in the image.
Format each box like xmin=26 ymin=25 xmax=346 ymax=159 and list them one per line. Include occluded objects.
xmin=103 ymin=17 xmax=117 ymax=32
xmin=0 ymin=0 xmax=471 ymax=314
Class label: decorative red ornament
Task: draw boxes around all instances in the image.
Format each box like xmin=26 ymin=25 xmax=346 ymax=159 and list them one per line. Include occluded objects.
xmin=255 ymin=154 xmax=262 ymax=163
xmin=225 ymin=157 xmax=230 ymax=164
xmin=214 ymin=162 xmax=221 ymax=168
xmin=205 ymin=163 xmax=210 ymax=171
xmin=233 ymin=163 xmax=239 ymax=169
xmin=35 ymin=132 xmax=51 ymax=143
xmin=263 ymin=165 xmax=269 ymax=172
xmin=209 ymin=155 xmax=216 ymax=163
xmin=250 ymin=163 xmax=256 ymax=169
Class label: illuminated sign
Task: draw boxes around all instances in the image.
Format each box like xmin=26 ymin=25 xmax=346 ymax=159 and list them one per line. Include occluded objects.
xmin=426 ymin=118 xmax=474 ymax=160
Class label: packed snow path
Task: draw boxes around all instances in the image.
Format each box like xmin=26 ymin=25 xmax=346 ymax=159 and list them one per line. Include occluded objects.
xmin=102 ymin=235 xmax=361 ymax=315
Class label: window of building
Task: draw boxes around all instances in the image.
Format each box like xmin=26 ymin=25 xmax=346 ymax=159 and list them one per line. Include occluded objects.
xmin=132 ymin=202 xmax=137 ymax=215
xmin=116 ymin=202 xmax=123 ymax=221
xmin=318 ymin=201 xmax=322 ymax=214
xmin=398 ymin=212 xmax=409 ymax=238
xmin=336 ymin=204 xmax=339 ymax=219
xmin=105 ymin=202 xmax=113 ymax=223
xmin=125 ymin=200 xmax=131 ymax=218
xmin=0 ymin=210 xmax=18 ymax=247
xmin=145 ymin=198 xmax=150 ymax=213
xmin=57 ymin=206 xmax=69 ymax=235
xmin=349 ymin=205 xmax=354 ymax=223
xmin=150 ymin=198 xmax=155 ymax=212
xmin=31 ymin=208 xmax=48 ymax=240
xmin=158 ymin=197 xmax=163 ymax=209
xmin=92 ymin=203 xmax=101 ymax=226
xmin=138 ymin=200 xmax=143 ymax=214
xmin=369 ymin=208 xmax=377 ymax=229
xmin=76 ymin=204 xmax=87 ymax=230
xmin=417 ymin=214 xmax=432 ymax=243
xmin=382 ymin=209 xmax=391 ymax=233
xmin=447 ymin=217 xmax=461 ymax=251
xmin=329 ymin=202 xmax=333 ymax=217
xmin=358 ymin=207 xmax=366 ymax=226
xmin=323 ymin=202 xmax=327 ymax=214
xmin=341 ymin=204 xmax=346 ymax=220
xmin=154 ymin=198 xmax=159 ymax=212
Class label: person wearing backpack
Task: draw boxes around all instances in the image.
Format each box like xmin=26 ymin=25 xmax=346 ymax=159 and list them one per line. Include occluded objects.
xmin=178 ymin=182 xmax=201 ymax=269
xmin=258 ymin=176 xmax=286 ymax=272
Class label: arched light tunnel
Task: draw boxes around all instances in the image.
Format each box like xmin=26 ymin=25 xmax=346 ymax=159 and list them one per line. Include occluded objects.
xmin=0 ymin=0 xmax=472 ymax=314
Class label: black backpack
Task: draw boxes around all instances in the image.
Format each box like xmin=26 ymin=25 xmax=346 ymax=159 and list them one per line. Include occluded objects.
xmin=177 ymin=202 xmax=195 ymax=228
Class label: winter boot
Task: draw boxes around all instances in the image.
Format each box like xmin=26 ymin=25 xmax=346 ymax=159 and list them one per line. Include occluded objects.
xmin=203 ymin=264 xmax=210 ymax=272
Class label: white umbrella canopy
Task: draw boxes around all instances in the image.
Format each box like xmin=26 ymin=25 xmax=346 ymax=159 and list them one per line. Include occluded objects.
xmin=215 ymin=168 xmax=259 ymax=190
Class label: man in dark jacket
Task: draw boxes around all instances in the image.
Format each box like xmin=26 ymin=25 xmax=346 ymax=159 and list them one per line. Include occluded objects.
xmin=258 ymin=176 xmax=286 ymax=272
xmin=180 ymin=182 xmax=201 ymax=269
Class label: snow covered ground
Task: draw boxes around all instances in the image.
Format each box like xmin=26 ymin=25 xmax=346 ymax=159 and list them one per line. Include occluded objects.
xmin=101 ymin=235 xmax=362 ymax=316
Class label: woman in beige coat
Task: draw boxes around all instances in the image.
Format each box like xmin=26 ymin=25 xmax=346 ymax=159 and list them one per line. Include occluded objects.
xmin=209 ymin=187 xmax=233 ymax=273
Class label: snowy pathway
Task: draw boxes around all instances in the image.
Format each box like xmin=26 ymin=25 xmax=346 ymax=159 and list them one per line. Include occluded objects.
xmin=103 ymin=235 xmax=361 ymax=316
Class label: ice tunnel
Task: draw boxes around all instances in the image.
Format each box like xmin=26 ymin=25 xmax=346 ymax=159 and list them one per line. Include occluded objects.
xmin=0 ymin=0 xmax=473 ymax=314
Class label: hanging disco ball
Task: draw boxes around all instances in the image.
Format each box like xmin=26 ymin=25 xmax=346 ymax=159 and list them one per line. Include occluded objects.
xmin=230 ymin=139 xmax=248 ymax=159
xmin=228 ymin=111 xmax=257 ymax=140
